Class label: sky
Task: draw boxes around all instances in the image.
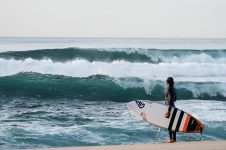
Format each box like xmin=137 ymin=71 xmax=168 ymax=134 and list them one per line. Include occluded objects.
xmin=0 ymin=0 xmax=226 ymax=38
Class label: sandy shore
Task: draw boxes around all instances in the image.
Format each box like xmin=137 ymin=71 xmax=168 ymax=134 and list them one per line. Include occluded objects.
xmin=33 ymin=141 xmax=226 ymax=150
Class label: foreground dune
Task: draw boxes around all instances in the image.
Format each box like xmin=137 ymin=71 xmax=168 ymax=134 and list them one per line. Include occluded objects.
xmin=33 ymin=141 xmax=226 ymax=150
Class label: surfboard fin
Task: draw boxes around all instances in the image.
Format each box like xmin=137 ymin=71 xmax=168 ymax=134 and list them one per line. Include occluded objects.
xmin=200 ymin=127 xmax=203 ymax=135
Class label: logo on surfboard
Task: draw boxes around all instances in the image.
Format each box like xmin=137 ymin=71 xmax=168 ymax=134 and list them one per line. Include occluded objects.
xmin=135 ymin=101 xmax=145 ymax=108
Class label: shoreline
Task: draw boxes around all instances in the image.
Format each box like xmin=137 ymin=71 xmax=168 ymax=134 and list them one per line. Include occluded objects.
xmin=33 ymin=141 xmax=226 ymax=150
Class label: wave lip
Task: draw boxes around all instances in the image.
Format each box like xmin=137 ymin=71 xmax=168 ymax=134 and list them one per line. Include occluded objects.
xmin=0 ymin=72 xmax=226 ymax=101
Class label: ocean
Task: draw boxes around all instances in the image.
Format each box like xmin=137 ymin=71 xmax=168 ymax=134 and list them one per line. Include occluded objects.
xmin=0 ymin=37 xmax=226 ymax=149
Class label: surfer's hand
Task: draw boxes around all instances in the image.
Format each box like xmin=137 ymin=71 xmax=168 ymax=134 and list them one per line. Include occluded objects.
xmin=165 ymin=112 xmax=170 ymax=118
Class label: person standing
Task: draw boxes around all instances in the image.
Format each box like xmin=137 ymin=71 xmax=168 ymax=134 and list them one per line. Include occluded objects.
xmin=165 ymin=77 xmax=177 ymax=143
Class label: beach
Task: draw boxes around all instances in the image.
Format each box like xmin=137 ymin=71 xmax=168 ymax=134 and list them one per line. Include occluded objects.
xmin=33 ymin=141 xmax=226 ymax=150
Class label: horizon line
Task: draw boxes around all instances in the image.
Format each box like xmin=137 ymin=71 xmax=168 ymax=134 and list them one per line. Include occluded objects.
xmin=0 ymin=36 xmax=226 ymax=39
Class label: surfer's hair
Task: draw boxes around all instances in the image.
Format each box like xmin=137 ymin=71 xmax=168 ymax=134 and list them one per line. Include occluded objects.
xmin=166 ymin=77 xmax=174 ymax=87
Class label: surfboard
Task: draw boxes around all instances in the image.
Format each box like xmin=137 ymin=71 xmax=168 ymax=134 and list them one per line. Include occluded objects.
xmin=127 ymin=100 xmax=204 ymax=133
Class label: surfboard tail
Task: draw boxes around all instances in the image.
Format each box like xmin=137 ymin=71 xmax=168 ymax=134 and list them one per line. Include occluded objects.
xmin=182 ymin=115 xmax=205 ymax=133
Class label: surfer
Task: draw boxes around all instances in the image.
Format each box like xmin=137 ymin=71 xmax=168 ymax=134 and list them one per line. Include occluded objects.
xmin=165 ymin=77 xmax=177 ymax=143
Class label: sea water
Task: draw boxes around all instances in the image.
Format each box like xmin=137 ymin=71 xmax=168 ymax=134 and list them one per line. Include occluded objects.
xmin=0 ymin=37 xmax=226 ymax=149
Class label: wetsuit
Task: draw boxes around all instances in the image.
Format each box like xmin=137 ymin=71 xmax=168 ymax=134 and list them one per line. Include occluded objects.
xmin=165 ymin=86 xmax=177 ymax=141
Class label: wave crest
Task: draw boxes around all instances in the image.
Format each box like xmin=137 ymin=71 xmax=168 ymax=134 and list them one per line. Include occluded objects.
xmin=0 ymin=72 xmax=225 ymax=101
xmin=1 ymin=48 xmax=226 ymax=63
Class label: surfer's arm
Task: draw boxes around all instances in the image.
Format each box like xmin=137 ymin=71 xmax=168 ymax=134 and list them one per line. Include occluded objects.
xmin=165 ymin=93 xmax=174 ymax=118
xmin=165 ymin=105 xmax=172 ymax=118
xmin=168 ymin=106 xmax=172 ymax=112
xmin=168 ymin=98 xmax=174 ymax=112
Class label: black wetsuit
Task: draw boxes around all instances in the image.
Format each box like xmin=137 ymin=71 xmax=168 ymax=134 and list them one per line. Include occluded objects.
xmin=165 ymin=86 xmax=177 ymax=141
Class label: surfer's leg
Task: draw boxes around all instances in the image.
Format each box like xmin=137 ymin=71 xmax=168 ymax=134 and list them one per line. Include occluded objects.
xmin=172 ymin=131 xmax=176 ymax=142
xmin=169 ymin=131 xmax=173 ymax=139
xmin=167 ymin=131 xmax=175 ymax=143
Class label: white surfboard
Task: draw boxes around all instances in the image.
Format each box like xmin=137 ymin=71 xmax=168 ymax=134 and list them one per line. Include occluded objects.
xmin=127 ymin=100 xmax=204 ymax=133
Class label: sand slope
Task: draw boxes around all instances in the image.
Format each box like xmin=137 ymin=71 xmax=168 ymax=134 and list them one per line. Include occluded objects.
xmin=33 ymin=141 xmax=226 ymax=150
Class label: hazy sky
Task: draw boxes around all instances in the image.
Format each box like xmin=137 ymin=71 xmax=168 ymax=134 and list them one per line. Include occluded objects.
xmin=0 ymin=0 xmax=226 ymax=38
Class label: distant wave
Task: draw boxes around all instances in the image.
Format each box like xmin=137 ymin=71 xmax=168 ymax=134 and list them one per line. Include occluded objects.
xmin=0 ymin=72 xmax=225 ymax=101
xmin=0 ymin=48 xmax=226 ymax=63
xmin=0 ymin=48 xmax=152 ymax=63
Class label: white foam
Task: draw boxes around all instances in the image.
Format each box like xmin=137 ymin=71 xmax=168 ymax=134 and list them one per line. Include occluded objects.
xmin=176 ymin=100 xmax=226 ymax=122
xmin=1 ymin=58 xmax=226 ymax=82
xmin=160 ymin=53 xmax=226 ymax=64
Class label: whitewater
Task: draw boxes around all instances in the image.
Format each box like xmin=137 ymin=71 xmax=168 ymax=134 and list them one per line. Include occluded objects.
xmin=0 ymin=37 xmax=226 ymax=149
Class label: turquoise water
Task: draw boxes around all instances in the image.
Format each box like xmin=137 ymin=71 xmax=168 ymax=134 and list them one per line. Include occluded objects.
xmin=0 ymin=37 xmax=226 ymax=149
